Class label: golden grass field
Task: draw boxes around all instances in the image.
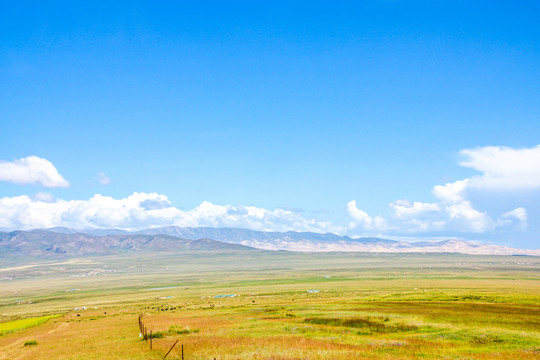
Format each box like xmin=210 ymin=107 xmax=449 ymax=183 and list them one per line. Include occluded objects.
xmin=1 ymin=251 xmax=539 ymax=359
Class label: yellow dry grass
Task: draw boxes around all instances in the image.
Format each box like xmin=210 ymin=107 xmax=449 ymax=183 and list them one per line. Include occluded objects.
xmin=1 ymin=252 xmax=539 ymax=359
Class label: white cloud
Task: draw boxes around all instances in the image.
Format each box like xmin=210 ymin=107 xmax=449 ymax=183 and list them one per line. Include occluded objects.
xmin=346 ymin=200 xmax=387 ymax=231
xmin=500 ymin=207 xmax=527 ymax=230
xmin=0 ymin=156 xmax=69 ymax=188
xmin=502 ymin=207 xmax=527 ymax=223
xmin=350 ymin=195 xmax=496 ymax=234
xmin=346 ymin=200 xmax=371 ymax=225
xmin=0 ymin=192 xmax=343 ymax=233
xmin=386 ymin=197 xmax=491 ymax=234
xmin=460 ymin=145 xmax=540 ymax=190
xmin=432 ymin=179 xmax=469 ymax=202
xmin=444 ymin=201 xmax=492 ymax=233
xmin=97 ymin=172 xmax=111 ymax=185
xmin=347 ymin=145 xmax=539 ymax=235
xmin=390 ymin=199 xmax=439 ymax=217
xmin=1 ymin=145 xmax=535 ymax=237
xmin=32 ymin=192 xmax=55 ymax=203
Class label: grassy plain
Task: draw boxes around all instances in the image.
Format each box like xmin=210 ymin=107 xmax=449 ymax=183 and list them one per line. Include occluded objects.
xmin=0 ymin=315 xmax=60 ymax=336
xmin=1 ymin=251 xmax=539 ymax=359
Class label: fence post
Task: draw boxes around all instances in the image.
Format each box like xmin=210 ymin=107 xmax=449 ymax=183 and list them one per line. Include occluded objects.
xmin=163 ymin=340 xmax=178 ymax=359
xmin=150 ymin=330 xmax=153 ymax=349
xmin=182 ymin=344 xmax=184 ymax=360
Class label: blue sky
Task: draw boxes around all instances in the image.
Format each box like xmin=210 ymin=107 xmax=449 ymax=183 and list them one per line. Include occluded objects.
xmin=1 ymin=1 xmax=539 ymax=248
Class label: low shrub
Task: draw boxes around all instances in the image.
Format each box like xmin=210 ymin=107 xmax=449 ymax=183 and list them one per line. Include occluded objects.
xmin=304 ymin=316 xmax=417 ymax=334
xmin=143 ymin=331 xmax=163 ymax=340
xmin=470 ymin=334 xmax=504 ymax=345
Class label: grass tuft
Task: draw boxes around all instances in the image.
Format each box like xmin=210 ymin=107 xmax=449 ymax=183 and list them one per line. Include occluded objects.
xmin=168 ymin=325 xmax=199 ymax=335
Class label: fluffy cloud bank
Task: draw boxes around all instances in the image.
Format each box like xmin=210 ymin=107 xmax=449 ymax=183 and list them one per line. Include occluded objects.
xmin=460 ymin=145 xmax=540 ymax=190
xmin=0 ymin=192 xmax=342 ymax=233
xmin=348 ymin=145 xmax=538 ymax=234
xmin=1 ymin=146 xmax=536 ymax=236
xmin=0 ymin=156 xmax=69 ymax=188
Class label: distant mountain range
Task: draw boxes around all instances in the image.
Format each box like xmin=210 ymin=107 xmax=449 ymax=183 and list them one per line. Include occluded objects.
xmin=0 ymin=226 xmax=538 ymax=257
xmin=0 ymin=229 xmax=253 ymax=257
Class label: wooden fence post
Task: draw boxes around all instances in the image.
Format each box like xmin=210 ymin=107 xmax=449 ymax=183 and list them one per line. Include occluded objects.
xmin=150 ymin=330 xmax=153 ymax=349
xmin=181 ymin=344 xmax=184 ymax=360
xmin=163 ymin=340 xmax=178 ymax=359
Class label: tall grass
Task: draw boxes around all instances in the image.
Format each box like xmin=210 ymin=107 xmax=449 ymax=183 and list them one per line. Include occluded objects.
xmin=304 ymin=316 xmax=417 ymax=333
xmin=142 ymin=331 xmax=163 ymax=340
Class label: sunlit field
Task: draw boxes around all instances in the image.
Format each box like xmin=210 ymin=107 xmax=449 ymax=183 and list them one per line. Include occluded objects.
xmin=0 ymin=315 xmax=60 ymax=336
xmin=1 ymin=251 xmax=539 ymax=359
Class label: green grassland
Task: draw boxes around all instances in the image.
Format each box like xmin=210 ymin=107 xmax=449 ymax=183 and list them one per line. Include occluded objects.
xmin=1 ymin=251 xmax=539 ymax=359
xmin=0 ymin=315 xmax=60 ymax=336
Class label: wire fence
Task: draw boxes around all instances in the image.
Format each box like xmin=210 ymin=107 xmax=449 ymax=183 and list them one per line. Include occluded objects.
xmin=139 ymin=313 xmax=193 ymax=360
